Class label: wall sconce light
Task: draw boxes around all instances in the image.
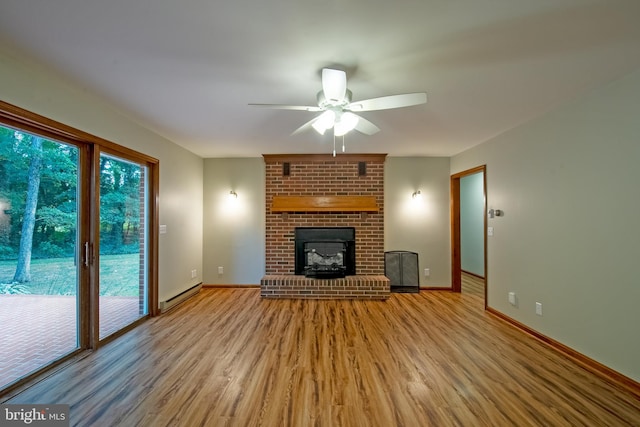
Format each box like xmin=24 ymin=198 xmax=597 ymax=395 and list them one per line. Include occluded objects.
xmin=228 ymin=190 xmax=238 ymax=200
xmin=412 ymin=190 xmax=421 ymax=199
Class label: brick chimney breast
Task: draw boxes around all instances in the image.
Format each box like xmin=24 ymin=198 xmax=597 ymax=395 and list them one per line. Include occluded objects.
xmin=263 ymin=154 xmax=386 ymax=275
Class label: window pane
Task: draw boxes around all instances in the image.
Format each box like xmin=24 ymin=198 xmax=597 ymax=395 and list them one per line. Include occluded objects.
xmin=0 ymin=126 xmax=79 ymax=389
xmin=98 ymin=153 xmax=148 ymax=340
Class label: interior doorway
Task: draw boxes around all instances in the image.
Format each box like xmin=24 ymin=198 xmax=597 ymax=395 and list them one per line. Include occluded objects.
xmin=450 ymin=166 xmax=487 ymax=306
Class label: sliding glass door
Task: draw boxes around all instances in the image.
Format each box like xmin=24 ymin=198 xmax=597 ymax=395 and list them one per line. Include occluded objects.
xmin=98 ymin=152 xmax=148 ymax=340
xmin=0 ymin=126 xmax=80 ymax=389
xmin=0 ymin=100 xmax=158 ymax=394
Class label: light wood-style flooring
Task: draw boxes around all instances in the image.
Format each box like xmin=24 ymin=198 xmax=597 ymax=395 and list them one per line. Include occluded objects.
xmin=461 ymin=271 xmax=484 ymax=296
xmin=4 ymin=276 xmax=639 ymax=426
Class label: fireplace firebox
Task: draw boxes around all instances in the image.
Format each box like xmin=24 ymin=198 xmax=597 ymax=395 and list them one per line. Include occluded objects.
xmin=294 ymin=227 xmax=356 ymax=278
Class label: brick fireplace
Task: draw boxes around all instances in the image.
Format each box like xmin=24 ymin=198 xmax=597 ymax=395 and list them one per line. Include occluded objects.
xmin=261 ymin=153 xmax=389 ymax=299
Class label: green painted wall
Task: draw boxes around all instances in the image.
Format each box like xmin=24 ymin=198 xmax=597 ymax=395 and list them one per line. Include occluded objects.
xmin=460 ymin=172 xmax=484 ymax=277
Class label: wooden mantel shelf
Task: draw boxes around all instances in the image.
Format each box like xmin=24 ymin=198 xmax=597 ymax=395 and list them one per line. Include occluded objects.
xmin=271 ymin=196 xmax=379 ymax=212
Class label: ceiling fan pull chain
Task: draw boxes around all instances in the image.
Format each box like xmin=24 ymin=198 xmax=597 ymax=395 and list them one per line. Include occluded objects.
xmin=333 ymin=132 xmax=336 ymax=157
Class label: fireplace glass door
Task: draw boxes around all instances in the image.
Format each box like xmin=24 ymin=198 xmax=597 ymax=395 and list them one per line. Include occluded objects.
xmin=304 ymin=240 xmax=347 ymax=278
xmin=294 ymin=227 xmax=356 ymax=277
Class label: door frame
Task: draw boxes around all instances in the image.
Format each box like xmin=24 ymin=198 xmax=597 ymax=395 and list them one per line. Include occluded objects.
xmin=450 ymin=165 xmax=487 ymax=306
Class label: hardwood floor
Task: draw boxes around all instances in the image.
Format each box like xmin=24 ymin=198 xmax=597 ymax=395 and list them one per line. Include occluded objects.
xmin=461 ymin=271 xmax=484 ymax=296
xmin=3 ymin=287 xmax=639 ymax=426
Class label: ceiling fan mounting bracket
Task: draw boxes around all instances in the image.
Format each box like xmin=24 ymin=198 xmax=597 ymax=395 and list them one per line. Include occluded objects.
xmin=317 ymin=90 xmax=352 ymax=110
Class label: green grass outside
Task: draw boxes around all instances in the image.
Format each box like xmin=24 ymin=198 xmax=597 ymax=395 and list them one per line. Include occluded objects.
xmin=0 ymin=254 xmax=141 ymax=296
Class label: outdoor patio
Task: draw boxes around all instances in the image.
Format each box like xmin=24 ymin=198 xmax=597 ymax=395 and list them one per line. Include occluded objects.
xmin=0 ymin=294 xmax=142 ymax=389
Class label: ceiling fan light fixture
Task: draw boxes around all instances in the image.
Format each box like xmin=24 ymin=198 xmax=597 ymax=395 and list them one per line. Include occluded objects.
xmin=334 ymin=112 xmax=359 ymax=137
xmin=312 ymin=110 xmax=336 ymax=135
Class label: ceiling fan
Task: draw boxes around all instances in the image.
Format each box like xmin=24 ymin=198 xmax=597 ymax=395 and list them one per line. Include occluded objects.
xmin=249 ymin=68 xmax=427 ymax=143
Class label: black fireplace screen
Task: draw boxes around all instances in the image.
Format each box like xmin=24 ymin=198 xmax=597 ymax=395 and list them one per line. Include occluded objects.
xmin=295 ymin=227 xmax=356 ymax=278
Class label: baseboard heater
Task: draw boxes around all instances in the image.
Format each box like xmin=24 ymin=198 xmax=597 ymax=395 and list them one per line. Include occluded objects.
xmin=159 ymin=282 xmax=202 ymax=313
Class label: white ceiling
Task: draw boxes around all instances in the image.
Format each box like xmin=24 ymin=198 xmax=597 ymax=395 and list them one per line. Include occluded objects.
xmin=1 ymin=0 xmax=640 ymax=158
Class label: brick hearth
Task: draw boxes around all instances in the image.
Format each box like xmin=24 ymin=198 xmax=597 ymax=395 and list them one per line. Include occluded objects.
xmin=260 ymin=275 xmax=390 ymax=300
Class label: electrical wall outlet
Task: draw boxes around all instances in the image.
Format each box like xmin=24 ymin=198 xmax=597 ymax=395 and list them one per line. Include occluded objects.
xmin=535 ymin=302 xmax=543 ymax=316
xmin=508 ymin=292 xmax=516 ymax=306
xmin=218 ymin=266 xmax=224 ymax=275
xmin=191 ymin=269 xmax=197 ymax=279
xmin=424 ymin=268 xmax=430 ymax=277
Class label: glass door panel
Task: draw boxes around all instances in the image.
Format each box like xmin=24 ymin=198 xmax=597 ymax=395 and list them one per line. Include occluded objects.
xmin=98 ymin=153 xmax=148 ymax=340
xmin=0 ymin=126 xmax=80 ymax=389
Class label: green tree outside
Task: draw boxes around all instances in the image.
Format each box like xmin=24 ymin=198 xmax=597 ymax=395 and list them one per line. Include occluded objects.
xmin=0 ymin=124 xmax=140 ymax=294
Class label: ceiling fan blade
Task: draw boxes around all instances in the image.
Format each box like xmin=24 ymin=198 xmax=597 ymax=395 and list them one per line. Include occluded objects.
xmin=249 ymin=103 xmax=321 ymax=112
xmin=322 ymin=69 xmax=347 ymax=103
xmin=347 ymin=92 xmax=427 ymax=112
xmin=353 ymin=115 xmax=381 ymax=135
xmin=291 ymin=115 xmax=322 ymax=135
